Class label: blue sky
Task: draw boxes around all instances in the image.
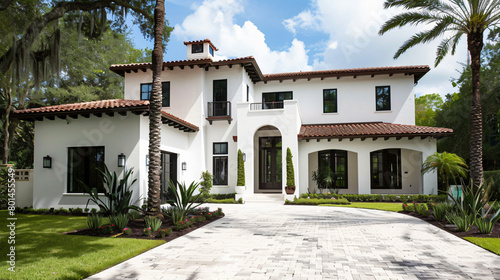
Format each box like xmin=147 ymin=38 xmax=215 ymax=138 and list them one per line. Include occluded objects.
xmin=128 ymin=0 xmax=469 ymax=98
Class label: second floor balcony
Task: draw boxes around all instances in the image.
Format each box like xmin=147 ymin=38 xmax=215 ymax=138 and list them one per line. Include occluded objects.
xmin=249 ymin=101 xmax=284 ymax=110
xmin=207 ymin=101 xmax=232 ymax=124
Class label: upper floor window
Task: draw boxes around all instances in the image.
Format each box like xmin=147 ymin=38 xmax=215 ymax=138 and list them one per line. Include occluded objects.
xmin=192 ymin=44 xmax=203 ymax=54
xmin=376 ymin=86 xmax=391 ymax=111
xmin=246 ymin=85 xmax=249 ymax=102
xmin=67 ymin=146 xmax=105 ymax=193
xmin=209 ymin=46 xmax=214 ymax=56
xmin=140 ymin=82 xmax=170 ymax=107
xmin=262 ymin=91 xmax=292 ymax=109
xmin=323 ymin=89 xmax=338 ymax=113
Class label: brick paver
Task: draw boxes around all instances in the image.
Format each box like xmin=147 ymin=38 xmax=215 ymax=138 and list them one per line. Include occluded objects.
xmin=86 ymin=203 xmax=500 ymax=279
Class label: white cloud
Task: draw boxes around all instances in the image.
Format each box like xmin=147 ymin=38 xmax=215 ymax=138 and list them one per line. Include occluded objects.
xmin=282 ymin=0 xmax=467 ymax=97
xmin=173 ymin=0 xmax=313 ymax=73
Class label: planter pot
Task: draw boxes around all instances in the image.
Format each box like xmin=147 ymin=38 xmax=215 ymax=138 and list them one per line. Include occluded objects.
xmin=235 ymin=185 xmax=245 ymax=194
xmin=285 ymin=186 xmax=295 ymax=195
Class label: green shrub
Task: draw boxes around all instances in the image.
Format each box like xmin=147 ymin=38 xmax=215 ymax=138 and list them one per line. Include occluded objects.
xmin=58 ymin=208 xmax=70 ymax=215
xmin=87 ymin=213 xmax=103 ymax=231
xmin=402 ymin=203 xmax=414 ymax=212
xmin=432 ymin=203 xmax=447 ymax=222
xmin=286 ymin=148 xmax=295 ymax=187
xmin=144 ymin=216 xmax=162 ymax=232
xmin=127 ymin=209 xmax=140 ymax=220
xmin=207 ymin=193 xmax=236 ymax=200
xmin=72 ymin=207 xmax=83 ymax=214
xmin=446 ymin=212 xmax=474 ymax=232
xmin=109 ymin=213 xmax=129 ymax=231
xmin=205 ymin=198 xmax=237 ymax=204
xmin=285 ymin=198 xmax=350 ymax=205
xmin=199 ymin=170 xmax=213 ymax=198
xmin=157 ymin=228 xmax=172 ymax=238
xmin=173 ymin=218 xmax=193 ymax=231
xmin=485 ymin=170 xmax=500 ymax=200
xmin=143 ymin=228 xmax=152 ymax=236
xmin=237 ymin=149 xmax=245 ymax=186
xmin=98 ymin=224 xmax=114 ymax=235
xmin=237 ymin=197 xmax=243 ymax=204
xmin=122 ymin=227 xmax=132 ymax=235
xmin=414 ymin=203 xmax=429 ymax=217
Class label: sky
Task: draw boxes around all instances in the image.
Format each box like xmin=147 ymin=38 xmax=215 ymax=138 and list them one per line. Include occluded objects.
xmin=128 ymin=0 xmax=469 ymax=98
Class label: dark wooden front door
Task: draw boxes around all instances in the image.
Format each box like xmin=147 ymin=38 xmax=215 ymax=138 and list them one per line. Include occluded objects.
xmin=259 ymin=137 xmax=282 ymax=190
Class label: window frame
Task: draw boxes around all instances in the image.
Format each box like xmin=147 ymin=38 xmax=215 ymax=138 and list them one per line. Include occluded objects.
xmin=375 ymin=86 xmax=391 ymax=111
xmin=140 ymin=82 xmax=170 ymax=107
xmin=213 ymin=156 xmax=228 ymax=185
xmin=370 ymin=149 xmax=402 ymax=189
xmin=209 ymin=46 xmax=214 ymax=56
xmin=318 ymin=150 xmax=348 ymax=189
xmin=323 ymin=88 xmax=338 ymax=113
xmin=67 ymin=146 xmax=105 ymax=193
xmin=192 ymin=43 xmax=203 ymax=54
xmin=213 ymin=142 xmax=228 ymax=155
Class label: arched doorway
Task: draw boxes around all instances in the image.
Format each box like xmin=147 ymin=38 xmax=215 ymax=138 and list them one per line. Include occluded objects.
xmin=254 ymin=126 xmax=282 ymax=193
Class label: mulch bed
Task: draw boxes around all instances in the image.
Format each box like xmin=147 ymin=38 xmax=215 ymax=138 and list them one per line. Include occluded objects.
xmin=64 ymin=215 xmax=224 ymax=243
xmin=401 ymin=211 xmax=500 ymax=239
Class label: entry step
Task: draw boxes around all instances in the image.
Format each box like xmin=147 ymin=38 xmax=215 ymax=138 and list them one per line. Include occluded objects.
xmin=244 ymin=194 xmax=284 ymax=203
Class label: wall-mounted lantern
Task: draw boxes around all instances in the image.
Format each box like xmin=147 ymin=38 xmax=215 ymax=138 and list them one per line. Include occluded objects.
xmin=243 ymin=153 xmax=246 ymax=162
xmin=118 ymin=153 xmax=126 ymax=167
xmin=146 ymin=155 xmax=149 ymax=166
xmin=182 ymin=162 xmax=187 ymax=171
xmin=43 ymin=155 xmax=52 ymax=168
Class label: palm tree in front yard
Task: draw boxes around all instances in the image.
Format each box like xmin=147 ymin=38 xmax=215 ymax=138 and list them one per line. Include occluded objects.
xmin=148 ymin=0 xmax=165 ymax=218
xmin=379 ymin=0 xmax=500 ymax=187
xmin=422 ymin=152 xmax=468 ymax=192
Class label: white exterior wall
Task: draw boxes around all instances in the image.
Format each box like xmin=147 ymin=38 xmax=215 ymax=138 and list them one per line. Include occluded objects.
xmin=186 ymin=42 xmax=215 ymax=60
xmin=33 ymin=114 xmax=142 ymax=209
xmin=254 ymin=74 xmax=416 ymax=125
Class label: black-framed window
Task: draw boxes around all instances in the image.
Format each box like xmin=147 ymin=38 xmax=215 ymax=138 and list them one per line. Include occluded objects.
xmin=318 ymin=150 xmax=348 ymax=189
xmin=213 ymin=142 xmax=228 ymax=154
xmin=140 ymin=82 xmax=170 ymax=107
xmin=213 ymin=156 xmax=228 ymax=185
xmin=246 ymin=85 xmax=249 ymax=102
xmin=376 ymin=86 xmax=391 ymax=111
xmin=213 ymin=79 xmax=227 ymax=102
xmin=262 ymin=91 xmax=293 ymax=109
xmin=209 ymin=46 xmax=214 ymax=56
xmin=67 ymin=146 xmax=105 ymax=193
xmin=323 ymin=89 xmax=338 ymax=113
xmin=370 ymin=149 xmax=401 ymax=189
xmin=192 ymin=43 xmax=203 ymax=53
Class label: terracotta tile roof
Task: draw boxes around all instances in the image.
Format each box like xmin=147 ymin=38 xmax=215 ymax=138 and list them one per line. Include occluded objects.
xmin=183 ymin=39 xmax=218 ymax=51
xmin=12 ymin=99 xmax=198 ymax=133
xmin=299 ymin=122 xmax=453 ymax=140
xmin=264 ymin=65 xmax=430 ymax=83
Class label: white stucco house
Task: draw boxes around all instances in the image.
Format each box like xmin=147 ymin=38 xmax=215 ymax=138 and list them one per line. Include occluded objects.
xmin=13 ymin=39 xmax=453 ymax=209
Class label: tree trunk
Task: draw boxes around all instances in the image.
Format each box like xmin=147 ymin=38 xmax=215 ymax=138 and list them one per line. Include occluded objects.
xmin=2 ymin=87 xmax=12 ymax=164
xmin=147 ymin=0 xmax=165 ymax=218
xmin=467 ymin=31 xmax=484 ymax=188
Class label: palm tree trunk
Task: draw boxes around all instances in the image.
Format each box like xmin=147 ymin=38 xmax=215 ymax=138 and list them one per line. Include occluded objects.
xmin=467 ymin=31 xmax=484 ymax=188
xmin=147 ymin=0 xmax=165 ymax=218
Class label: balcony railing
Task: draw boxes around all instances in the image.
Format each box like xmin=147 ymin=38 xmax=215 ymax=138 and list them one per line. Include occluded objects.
xmin=250 ymin=101 xmax=284 ymax=110
xmin=207 ymin=101 xmax=232 ymax=124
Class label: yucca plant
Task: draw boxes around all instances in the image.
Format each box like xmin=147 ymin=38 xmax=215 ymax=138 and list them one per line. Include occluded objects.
xmin=109 ymin=213 xmax=129 ymax=231
xmin=165 ymin=181 xmax=203 ymax=215
xmin=87 ymin=213 xmax=103 ymax=231
xmin=475 ymin=202 xmax=500 ymax=234
xmin=144 ymin=216 xmax=162 ymax=232
xmin=446 ymin=212 xmax=474 ymax=232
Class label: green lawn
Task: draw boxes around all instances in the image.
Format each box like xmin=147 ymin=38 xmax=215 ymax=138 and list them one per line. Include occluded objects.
xmin=319 ymin=202 xmax=403 ymax=212
xmin=464 ymin=237 xmax=500 ymax=255
xmin=0 ymin=210 xmax=164 ymax=280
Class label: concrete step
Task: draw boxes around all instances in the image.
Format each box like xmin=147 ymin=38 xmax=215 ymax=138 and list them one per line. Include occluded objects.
xmin=244 ymin=193 xmax=284 ymax=203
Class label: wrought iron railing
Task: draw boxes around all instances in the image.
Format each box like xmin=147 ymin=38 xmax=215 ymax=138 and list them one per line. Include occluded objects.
xmin=249 ymin=101 xmax=284 ymax=110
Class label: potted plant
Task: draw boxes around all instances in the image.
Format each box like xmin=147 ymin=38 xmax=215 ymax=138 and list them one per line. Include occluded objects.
xmin=235 ymin=149 xmax=245 ymax=194
xmin=285 ymin=148 xmax=296 ymax=195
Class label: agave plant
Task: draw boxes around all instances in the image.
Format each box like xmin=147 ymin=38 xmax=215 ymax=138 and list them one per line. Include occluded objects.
xmin=81 ymin=164 xmax=138 ymax=216
xmin=164 ymin=181 xmax=203 ymax=220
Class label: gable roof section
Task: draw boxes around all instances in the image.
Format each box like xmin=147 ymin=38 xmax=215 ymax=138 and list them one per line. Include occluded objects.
xmin=12 ymin=99 xmax=199 ymax=133
xmin=110 ymin=57 xmax=264 ymax=83
xmin=110 ymin=59 xmax=429 ymax=84
xmin=299 ymin=122 xmax=453 ymax=140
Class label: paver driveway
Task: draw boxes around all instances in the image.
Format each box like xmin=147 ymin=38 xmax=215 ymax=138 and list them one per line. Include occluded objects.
xmin=87 ymin=203 xmax=500 ymax=280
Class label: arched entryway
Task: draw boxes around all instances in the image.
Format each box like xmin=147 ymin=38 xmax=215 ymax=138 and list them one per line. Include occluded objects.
xmin=254 ymin=126 xmax=282 ymax=193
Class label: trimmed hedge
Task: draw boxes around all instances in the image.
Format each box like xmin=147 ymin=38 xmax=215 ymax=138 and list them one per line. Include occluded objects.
xmin=285 ymin=198 xmax=350 ymax=205
xmin=299 ymin=193 xmax=447 ymax=203
xmin=205 ymin=198 xmax=243 ymax=204
xmin=485 ymin=170 xmax=500 ymax=200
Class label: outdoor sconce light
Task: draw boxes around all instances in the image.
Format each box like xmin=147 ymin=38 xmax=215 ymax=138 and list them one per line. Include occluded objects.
xmin=182 ymin=162 xmax=187 ymax=171
xmin=243 ymin=153 xmax=246 ymax=162
xmin=43 ymin=155 xmax=52 ymax=168
xmin=118 ymin=153 xmax=126 ymax=167
xmin=146 ymin=155 xmax=149 ymax=166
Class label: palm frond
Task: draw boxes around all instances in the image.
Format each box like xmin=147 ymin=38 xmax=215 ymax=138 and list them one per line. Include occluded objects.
xmin=435 ymin=33 xmax=464 ymax=66
xmin=379 ymin=12 xmax=441 ymax=35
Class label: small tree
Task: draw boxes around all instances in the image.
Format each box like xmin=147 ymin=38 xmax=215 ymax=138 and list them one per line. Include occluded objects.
xmin=199 ymin=170 xmax=213 ymax=198
xmin=237 ymin=149 xmax=245 ymax=186
xmin=286 ymin=148 xmax=295 ymax=187
xmin=422 ymin=152 xmax=468 ymax=192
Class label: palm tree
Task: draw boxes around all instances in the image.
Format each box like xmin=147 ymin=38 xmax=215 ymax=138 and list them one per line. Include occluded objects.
xmin=379 ymin=0 xmax=500 ymax=187
xmin=147 ymin=0 xmax=165 ymax=218
xmin=422 ymin=152 xmax=468 ymax=192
